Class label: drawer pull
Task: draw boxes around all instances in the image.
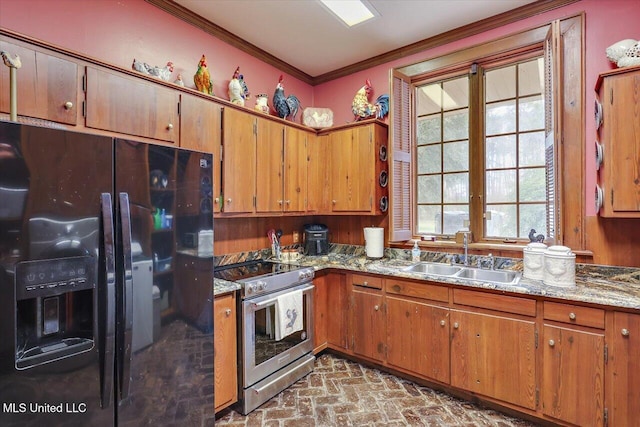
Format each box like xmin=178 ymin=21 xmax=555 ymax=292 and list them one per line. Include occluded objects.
xmin=549 ymin=339 xmax=555 ymax=347
xmin=374 ymin=305 xmax=379 ymax=311
xmin=569 ymin=312 xmax=576 ymax=320
xmin=440 ymin=320 xmax=446 ymax=327
xmin=453 ymin=322 xmax=459 ymax=329
xmin=225 ymin=309 xmax=231 ymax=317
xmin=363 ymin=281 xmax=368 ymax=287
xmin=64 ymin=101 xmax=74 ymax=110
xmin=621 ymin=328 xmax=630 ymax=337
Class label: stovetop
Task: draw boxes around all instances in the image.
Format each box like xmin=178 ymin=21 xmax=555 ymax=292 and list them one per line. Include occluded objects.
xmin=214 ymin=260 xmax=314 ymax=298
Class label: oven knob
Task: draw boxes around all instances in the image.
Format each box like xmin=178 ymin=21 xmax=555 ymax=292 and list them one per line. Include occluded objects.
xmin=256 ymin=281 xmax=267 ymax=291
xmin=247 ymin=283 xmax=255 ymax=294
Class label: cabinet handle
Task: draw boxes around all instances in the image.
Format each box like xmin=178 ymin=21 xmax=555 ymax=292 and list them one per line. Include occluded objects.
xmin=214 ymin=197 xmax=220 ymax=204
xmin=225 ymin=309 xmax=231 ymax=317
xmin=549 ymin=339 xmax=555 ymax=347
xmin=332 ymin=200 xmax=337 ymax=205
xmin=167 ymin=123 xmax=174 ymax=130
xmin=64 ymin=101 xmax=73 ymax=110
xmin=374 ymin=305 xmax=379 ymax=311
xmin=285 ymin=200 xmax=290 ymax=205
xmin=226 ymin=198 xmax=232 ymax=204
xmin=621 ymin=328 xmax=630 ymax=337
xmin=278 ymin=200 xmax=283 ymax=205
xmin=440 ymin=320 xmax=446 ymax=327
xmin=362 ymin=281 xmax=368 ymax=287
xmin=453 ymin=322 xmax=459 ymax=329
xmin=568 ymin=312 xmax=576 ymax=320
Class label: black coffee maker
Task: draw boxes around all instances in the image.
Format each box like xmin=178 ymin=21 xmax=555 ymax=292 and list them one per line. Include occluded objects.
xmin=303 ymin=224 xmax=329 ymax=255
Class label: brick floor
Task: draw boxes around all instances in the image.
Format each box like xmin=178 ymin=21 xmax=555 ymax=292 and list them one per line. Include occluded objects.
xmin=215 ymin=353 xmax=540 ymax=426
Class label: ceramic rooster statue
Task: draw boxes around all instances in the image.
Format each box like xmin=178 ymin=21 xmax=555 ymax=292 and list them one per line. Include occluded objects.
xmin=273 ymin=75 xmax=300 ymax=121
xmin=352 ymin=79 xmax=389 ymax=121
xmin=194 ymin=54 xmax=213 ymax=95
xmin=147 ymin=61 xmax=174 ymax=81
xmin=528 ymin=229 xmax=545 ymax=243
xmin=1 ymin=51 xmax=22 ymax=69
xmin=228 ymin=66 xmax=247 ymax=106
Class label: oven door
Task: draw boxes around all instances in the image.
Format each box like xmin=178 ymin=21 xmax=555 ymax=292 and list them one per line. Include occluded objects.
xmin=242 ymin=282 xmax=314 ymax=388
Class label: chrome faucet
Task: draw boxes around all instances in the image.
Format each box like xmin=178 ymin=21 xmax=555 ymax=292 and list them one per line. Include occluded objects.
xmin=478 ymin=253 xmax=495 ymax=270
xmin=463 ymin=232 xmax=469 ymax=266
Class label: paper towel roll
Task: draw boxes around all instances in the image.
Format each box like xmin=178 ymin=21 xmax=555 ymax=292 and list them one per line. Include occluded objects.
xmin=364 ymin=227 xmax=384 ymax=258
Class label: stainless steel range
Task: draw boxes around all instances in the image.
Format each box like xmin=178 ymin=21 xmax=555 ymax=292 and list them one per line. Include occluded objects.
xmin=214 ymin=261 xmax=315 ymax=415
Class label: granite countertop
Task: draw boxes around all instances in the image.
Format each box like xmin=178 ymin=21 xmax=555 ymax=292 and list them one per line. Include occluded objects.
xmin=213 ymin=246 xmax=640 ymax=311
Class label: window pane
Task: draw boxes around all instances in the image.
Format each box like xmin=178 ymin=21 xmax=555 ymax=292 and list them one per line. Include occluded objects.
xmin=519 ymin=204 xmax=547 ymax=239
xmin=486 ymin=135 xmax=516 ymax=169
xmin=486 ymin=66 xmax=516 ymax=102
xmin=442 ymin=206 xmax=469 ymax=235
xmin=485 ymin=204 xmax=517 ymax=237
xmin=417 ymin=114 xmax=441 ymax=144
xmin=418 ymin=175 xmax=441 ymax=203
xmin=417 ymin=205 xmax=440 ymax=234
xmin=416 ymin=83 xmax=443 ymax=115
xmin=486 ymin=100 xmax=516 ymax=135
xmin=518 ymin=58 xmax=544 ymax=96
xmin=443 ymin=141 xmax=468 ymax=172
xmin=443 ymin=172 xmax=468 ymax=203
xmin=519 ymin=168 xmax=546 ymax=202
xmin=443 ymin=78 xmax=469 ymax=109
xmin=486 ymin=170 xmax=516 ymax=203
xmin=519 ymin=132 xmax=545 ymax=166
xmin=519 ymin=95 xmax=544 ymax=131
xmin=443 ymin=109 xmax=468 ymax=141
xmin=418 ymin=145 xmax=441 ymax=174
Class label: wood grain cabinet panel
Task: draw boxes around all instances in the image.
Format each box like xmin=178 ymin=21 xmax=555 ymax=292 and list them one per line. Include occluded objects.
xmin=221 ymin=108 xmax=256 ymax=213
xmin=450 ymin=310 xmax=536 ymax=410
xmin=351 ymin=286 xmax=386 ymax=362
xmin=0 ymin=40 xmax=78 ymax=125
xmin=85 ymin=67 xmax=179 ymax=144
xmin=214 ymin=293 xmax=237 ymax=413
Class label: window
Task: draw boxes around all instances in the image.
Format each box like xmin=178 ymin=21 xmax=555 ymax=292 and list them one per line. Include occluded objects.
xmin=390 ymin=16 xmax=584 ymax=249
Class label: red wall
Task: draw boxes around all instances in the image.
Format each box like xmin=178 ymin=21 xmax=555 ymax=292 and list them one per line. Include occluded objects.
xmin=0 ymin=0 xmax=313 ymax=117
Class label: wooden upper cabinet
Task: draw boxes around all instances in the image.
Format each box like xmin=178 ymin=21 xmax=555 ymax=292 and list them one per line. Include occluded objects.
xmin=85 ymin=67 xmax=179 ymax=144
xmin=0 ymin=40 xmax=78 ymax=125
xmin=221 ymin=107 xmax=256 ymax=213
xmin=595 ymin=65 xmax=640 ymax=217
xmin=307 ymin=133 xmax=332 ymax=213
xmin=255 ymin=117 xmax=284 ymax=213
xmin=283 ymin=126 xmax=308 ymax=213
xmin=179 ymin=94 xmax=222 ymax=212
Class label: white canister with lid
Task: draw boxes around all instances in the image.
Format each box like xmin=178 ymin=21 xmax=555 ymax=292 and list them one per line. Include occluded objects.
xmin=543 ymin=245 xmax=576 ymax=287
xmin=523 ymin=242 xmax=547 ymax=280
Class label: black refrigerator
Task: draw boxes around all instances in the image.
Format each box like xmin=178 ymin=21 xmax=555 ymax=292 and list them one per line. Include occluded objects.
xmin=0 ymin=122 xmax=215 ymax=426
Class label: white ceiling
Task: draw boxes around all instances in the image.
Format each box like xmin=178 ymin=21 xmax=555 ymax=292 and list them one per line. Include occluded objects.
xmin=173 ymin=0 xmax=538 ymax=78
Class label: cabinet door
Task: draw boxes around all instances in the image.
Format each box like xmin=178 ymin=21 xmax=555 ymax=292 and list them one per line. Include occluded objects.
xmin=386 ymin=296 xmax=449 ymax=383
xmin=326 ymin=273 xmax=350 ymax=350
xmin=214 ymin=293 xmax=237 ymax=413
xmin=351 ymin=286 xmax=385 ymax=361
xmin=607 ymin=312 xmax=640 ymax=427
xmin=178 ymin=95 xmax=222 ymax=213
xmin=283 ymin=127 xmax=308 ymax=213
xmin=542 ymin=324 xmax=604 ymax=426
xmin=85 ymin=67 xmax=179 ymax=143
xmin=0 ymin=40 xmax=78 ymax=125
xmin=255 ymin=118 xmax=284 ymax=213
xmin=222 ymin=108 xmax=255 ymax=213
xmin=450 ymin=310 xmax=536 ymax=410
xmin=330 ymin=127 xmax=373 ymax=212
xmin=307 ymin=133 xmax=332 ymax=213
xmin=602 ymin=72 xmax=640 ymax=216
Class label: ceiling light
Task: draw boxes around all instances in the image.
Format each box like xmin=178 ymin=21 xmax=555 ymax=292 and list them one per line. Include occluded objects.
xmin=320 ymin=0 xmax=376 ymax=27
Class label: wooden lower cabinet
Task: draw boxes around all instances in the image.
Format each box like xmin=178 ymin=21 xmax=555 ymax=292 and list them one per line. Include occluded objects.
xmin=314 ymin=272 xmax=349 ymax=352
xmin=450 ymin=310 xmax=536 ymax=410
xmin=608 ymin=311 xmax=640 ymax=427
xmin=351 ymin=285 xmax=386 ymax=362
xmin=214 ymin=293 xmax=237 ymax=413
xmin=386 ymin=295 xmax=449 ymax=383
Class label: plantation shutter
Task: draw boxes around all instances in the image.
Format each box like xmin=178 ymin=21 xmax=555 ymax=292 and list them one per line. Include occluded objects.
xmin=544 ymin=21 xmax=562 ymax=244
xmin=389 ymin=69 xmax=412 ymax=242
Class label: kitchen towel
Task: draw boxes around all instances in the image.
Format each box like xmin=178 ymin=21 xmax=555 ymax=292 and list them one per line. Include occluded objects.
xmin=274 ymin=289 xmax=303 ymax=341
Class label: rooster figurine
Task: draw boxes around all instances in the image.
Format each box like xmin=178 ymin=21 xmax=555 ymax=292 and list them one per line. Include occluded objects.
xmin=228 ymin=66 xmax=246 ymax=106
xmin=147 ymin=61 xmax=174 ymax=81
xmin=352 ymin=79 xmax=389 ymax=121
xmin=194 ymin=54 xmax=213 ymax=95
xmin=273 ymin=75 xmax=301 ymax=121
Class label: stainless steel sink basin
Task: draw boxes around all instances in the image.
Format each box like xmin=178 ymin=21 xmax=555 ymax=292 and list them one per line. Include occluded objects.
xmin=403 ymin=262 xmax=462 ymax=276
xmin=454 ymin=267 xmax=521 ymax=285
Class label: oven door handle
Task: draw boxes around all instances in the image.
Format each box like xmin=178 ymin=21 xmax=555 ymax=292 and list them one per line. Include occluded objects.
xmin=251 ymin=284 xmax=314 ymax=309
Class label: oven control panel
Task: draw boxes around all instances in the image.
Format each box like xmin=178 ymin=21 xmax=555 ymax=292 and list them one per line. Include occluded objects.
xmin=243 ymin=266 xmax=314 ymax=298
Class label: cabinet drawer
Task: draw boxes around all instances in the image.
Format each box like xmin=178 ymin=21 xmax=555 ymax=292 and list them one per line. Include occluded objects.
xmin=385 ymin=279 xmax=448 ymax=303
xmin=350 ymin=274 xmax=382 ymax=289
xmin=543 ymin=302 xmax=605 ymax=329
xmin=453 ymin=289 xmax=536 ymax=317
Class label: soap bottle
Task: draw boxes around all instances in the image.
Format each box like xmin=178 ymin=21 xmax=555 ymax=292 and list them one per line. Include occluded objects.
xmin=411 ymin=240 xmax=421 ymax=262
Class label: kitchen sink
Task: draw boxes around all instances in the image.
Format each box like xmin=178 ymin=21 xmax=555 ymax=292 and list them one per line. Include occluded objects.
xmin=403 ymin=262 xmax=521 ymax=285
xmin=454 ymin=267 xmax=521 ymax=285
xmin=403 ymin=262 xmax=462 ymax=276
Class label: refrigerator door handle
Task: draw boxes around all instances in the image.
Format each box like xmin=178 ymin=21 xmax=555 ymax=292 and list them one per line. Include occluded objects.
xmin=118 ymin=192 xmax=134 ymax=399
xmin=100 ymin=193 xmax=116 ymax=408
